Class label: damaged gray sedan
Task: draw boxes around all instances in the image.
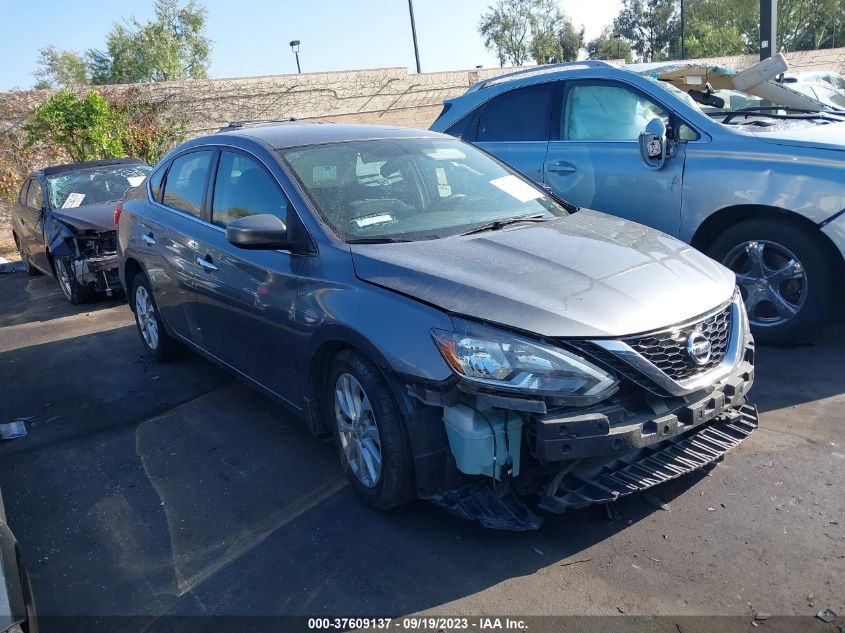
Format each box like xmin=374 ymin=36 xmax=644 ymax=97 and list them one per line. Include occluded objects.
xmin=11 ymin=159 xmax=151 ymax=303
xmin=118 ymin=123 xmax=757 ymax=529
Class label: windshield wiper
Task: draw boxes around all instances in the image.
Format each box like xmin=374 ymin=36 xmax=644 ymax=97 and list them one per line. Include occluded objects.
xmin=346 ymin=237 xmax=414 ymax=244
xmin=454 ymin=213 xmax=551 ymax=237
xmin=710 ymin=106 xmax=845 ymax=124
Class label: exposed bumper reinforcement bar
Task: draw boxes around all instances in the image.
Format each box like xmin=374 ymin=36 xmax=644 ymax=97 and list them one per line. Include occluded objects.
xmin=538 ymin=404 xmax=758 ymax=513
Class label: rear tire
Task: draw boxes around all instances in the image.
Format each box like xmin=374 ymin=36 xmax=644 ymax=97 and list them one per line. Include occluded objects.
xmin=54 ymin=257 xmax=92 ymax=304
xmin=325 ymin=350 xmax=415 ymax=510
xmin=131 ymin=273 xmax=180 ymax=362
xmin=708 ymin=219 xmax=833 ymax=344
xmin=13 ymin=234 xmax=39 ymax=276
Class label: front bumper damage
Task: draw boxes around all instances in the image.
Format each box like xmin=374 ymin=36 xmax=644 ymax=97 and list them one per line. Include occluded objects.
xmin=407 ymin=297 xmax=757 ymax=530
xmin=48 ymin=220 xmax=121 ymax=296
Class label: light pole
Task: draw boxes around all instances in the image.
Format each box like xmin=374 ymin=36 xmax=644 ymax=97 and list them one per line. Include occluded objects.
xmin=407 ymin=0 xmax=422 ymax=73
xmin=289 ymin=40 xmax=301 ymax=73
xmin=681 ymin=0 xmax=686 ymax=59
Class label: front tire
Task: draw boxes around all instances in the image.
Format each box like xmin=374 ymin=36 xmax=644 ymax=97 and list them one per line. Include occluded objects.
xmin=54 ymin=257 xmax=92 ymax=304
xmin=131 ymin=273 xmax=180 ymax=362
xmin=325 ymin=350 xmax=414 ymax=510
xmin=708 ymin=219 xmax=833 ymax=344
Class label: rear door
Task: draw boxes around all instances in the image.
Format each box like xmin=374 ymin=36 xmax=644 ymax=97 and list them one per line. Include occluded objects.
xmin=470 ymin=81 xmax=557 ymax=183
xmin=139 ymin=150 xmax=214 ymax=343
xmin=543 ymin=80 xmax=686 ymax=236
xmin=189 ymin=148 xmax=303 ymax=407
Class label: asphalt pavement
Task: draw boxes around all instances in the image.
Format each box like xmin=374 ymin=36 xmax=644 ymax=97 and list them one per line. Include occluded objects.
xmin=0 ymin=270 xmax=842 ymax=632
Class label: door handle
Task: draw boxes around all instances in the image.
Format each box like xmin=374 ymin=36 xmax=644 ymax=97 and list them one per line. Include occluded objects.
xmin=142 ymin=233 xmax=156 ymax=246
xmin=196 ymin=255 xmax=218 ymax=272
xmin=547 ymin=161 xmax=577 ymax=173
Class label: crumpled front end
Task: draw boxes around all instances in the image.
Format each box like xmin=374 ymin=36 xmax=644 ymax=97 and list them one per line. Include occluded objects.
xmin=47 ymin=219 xmax=121 ymax=297
xmin=407 ymin=291 xmax=757 ymax=530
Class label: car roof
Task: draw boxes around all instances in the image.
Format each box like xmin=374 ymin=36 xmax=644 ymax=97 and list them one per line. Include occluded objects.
xmin=38 ymin=158 xmax=147 ymax=177
xmin=216 ymin=121 xmax=448 ymax=149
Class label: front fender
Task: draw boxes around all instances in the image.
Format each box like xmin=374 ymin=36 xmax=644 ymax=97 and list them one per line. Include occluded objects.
xmin=680 ymin=141 xmax=845 ymax=243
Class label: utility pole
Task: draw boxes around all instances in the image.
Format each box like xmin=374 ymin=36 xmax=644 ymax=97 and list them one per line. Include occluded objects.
xmin=681 ymin=0 xmax=686 ymax=59
xmin=289 ymin=40 xmax=301 ymax=73
xmin=408 ymin=0 xmax=422 ymax=73
xmin=760 ymin=0 xmax=777 ymax=60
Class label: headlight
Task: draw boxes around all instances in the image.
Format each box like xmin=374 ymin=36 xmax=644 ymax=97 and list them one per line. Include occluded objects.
xmin=432 ymin=319 xmax=617 ymax=400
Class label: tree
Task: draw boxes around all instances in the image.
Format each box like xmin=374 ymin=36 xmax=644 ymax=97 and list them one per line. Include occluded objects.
xmin=613 ymin=0 xmax=680 ymax=62
xmin=479 ymin=0 xmax=584 ymax=66
xmin=586 ymin=27 xmax=634 ymax=63
xmin=33 ymin=47 xmax=91 ymax=89
xmin=479 ymin=0 xmax=535 ymax=66
xmin=88 ymin=0 xmax=212 ymax=84
xmin=22 ymin=91 xmax=125 ymax=162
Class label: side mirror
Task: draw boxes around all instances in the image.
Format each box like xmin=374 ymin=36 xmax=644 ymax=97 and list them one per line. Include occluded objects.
xmin=226 ymin=214 xmax=288 ymax=250
xmin=638 ymin=117 xmax=668 ymax=170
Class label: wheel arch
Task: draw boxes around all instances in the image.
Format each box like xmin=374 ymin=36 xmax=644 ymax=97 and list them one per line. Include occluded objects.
xmin=692 ymin=205 xmax=844 ymax=270
xmin=122 ymin=257 xmax=146 ymax=312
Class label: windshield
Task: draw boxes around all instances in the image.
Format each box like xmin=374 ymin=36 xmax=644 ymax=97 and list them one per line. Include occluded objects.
xmin=280 ymin=138 xmax=570 ymax=242
xmin=47 ymin=164 xmax=151 ymax=209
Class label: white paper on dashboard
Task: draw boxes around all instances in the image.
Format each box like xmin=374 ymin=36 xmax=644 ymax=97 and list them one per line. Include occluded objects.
xmin=127 ymin=176 xmax=146 ymax=187
xmin=489 ymin=175 xmax=543 ymax=203
xmin=62 ymin=193 xmax=86 ymax=208
xmin=355 ymin=214 xmax=392 ymax=227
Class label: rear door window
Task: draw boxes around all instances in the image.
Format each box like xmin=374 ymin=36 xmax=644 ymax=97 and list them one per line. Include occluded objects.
xmin=162 ymin=151 xmax=213 ymax=217
xmin=18 ymin=180 xmax=31 ymax=205
xmin=477 ymin=82 xmax=556 ymax=142
xmin=211 ymin=151 xmax=289 ymax=227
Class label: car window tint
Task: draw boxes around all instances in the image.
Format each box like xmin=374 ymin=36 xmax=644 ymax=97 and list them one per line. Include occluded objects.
xmin=148 ymin=164 xmax=166 ymax=202
xmin=565 ymin=84 xmax=668 ymax=141
xmin=478 ymin=83 xmax=555 ymax=142
xmin=162 ymin=151 xmax=213 ymax=217
xmin=25 ymin=180 xmax=43 ymax=210
xmin=212 ymin=151 xmax=288 ymax=228
xmin=19 ymin=180 xmax=31 ymax=205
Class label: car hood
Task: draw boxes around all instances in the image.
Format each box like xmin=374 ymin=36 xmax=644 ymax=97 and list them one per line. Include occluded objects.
xmin=350 ymin=210 xmax=735 ymax=338
xmin=49 ymin=203 xmax=116 ymax=233
xmin=750 ymin=119 xmax=845 ymax=152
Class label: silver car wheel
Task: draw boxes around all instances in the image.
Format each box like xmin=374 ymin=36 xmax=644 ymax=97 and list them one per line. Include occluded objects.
xmin=334 ymin=372 xmax=382 ymax=488
xmin=135 ymin=285 xmax=160 ymax=350
xmin=55 ymin=259 xmax=73 ymax=298
xmin=724 ymin=240 xmax=807 ymax=328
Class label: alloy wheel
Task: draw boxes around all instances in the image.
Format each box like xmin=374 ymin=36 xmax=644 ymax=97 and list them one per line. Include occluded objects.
xmin=334 ymin=372 xmax=382 ymax=488
xmin=55 ymin=260 xmax=74 ymax=299
xmin=135 ymin=285 xmax=160 ymax=350
xmin=723 ymin=240 xmax=807 ymax=328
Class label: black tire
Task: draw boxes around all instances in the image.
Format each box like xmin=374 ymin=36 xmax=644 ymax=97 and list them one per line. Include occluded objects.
xmin=325 ymin=350 xmax=415 ymax=510
xmin=13 ymin=234 xmax=39 ymax=276
xmin=130 ymin=273 xmax=180 ymax=362
xmin=708 ymin=218 xmax=833 ymax=344
xmin=54 ymin=257 xmax=93 ymax=304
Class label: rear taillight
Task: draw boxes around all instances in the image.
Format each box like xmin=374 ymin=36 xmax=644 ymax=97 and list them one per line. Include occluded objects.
xmin=114 ymin=202 xmax=122 ymax=226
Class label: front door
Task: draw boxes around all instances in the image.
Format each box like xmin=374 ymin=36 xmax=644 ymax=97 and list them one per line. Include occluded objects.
xmin=17 ymin=178 xmax=50 ymax=272
xmin=543 ymin=80 xmax=685 ymax=237
xmin=190 ymin=149 xmax=303 ymax=407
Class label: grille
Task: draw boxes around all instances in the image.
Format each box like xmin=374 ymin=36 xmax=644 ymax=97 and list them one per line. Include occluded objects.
xmin=624 ymin=303 xmax=733 ymax=381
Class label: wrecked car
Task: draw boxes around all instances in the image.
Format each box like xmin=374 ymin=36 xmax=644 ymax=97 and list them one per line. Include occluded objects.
xmin=118 ymin=123 xmax=757 ymax=529
xmin=432 ymin=54 xmax=845 ymax=344
xmin=11 ymin=159 xmax=152 ymax=304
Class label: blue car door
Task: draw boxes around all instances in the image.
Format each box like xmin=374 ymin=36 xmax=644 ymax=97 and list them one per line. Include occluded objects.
xmin=470 ymin=81 xmax=557 ymax=183
xmin=543 ymin=79 xmax=685 ymax=237
xmin=189 ymin=148 xmax=303 ymax=408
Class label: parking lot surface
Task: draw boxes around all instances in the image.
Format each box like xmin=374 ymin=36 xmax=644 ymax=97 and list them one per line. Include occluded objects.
xmin=0 ymin=271 xmax=842 ymax=630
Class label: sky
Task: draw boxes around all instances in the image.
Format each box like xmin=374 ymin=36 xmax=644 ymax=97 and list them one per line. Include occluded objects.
xmin=0 ymin=0 xmax=623 ymax=92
